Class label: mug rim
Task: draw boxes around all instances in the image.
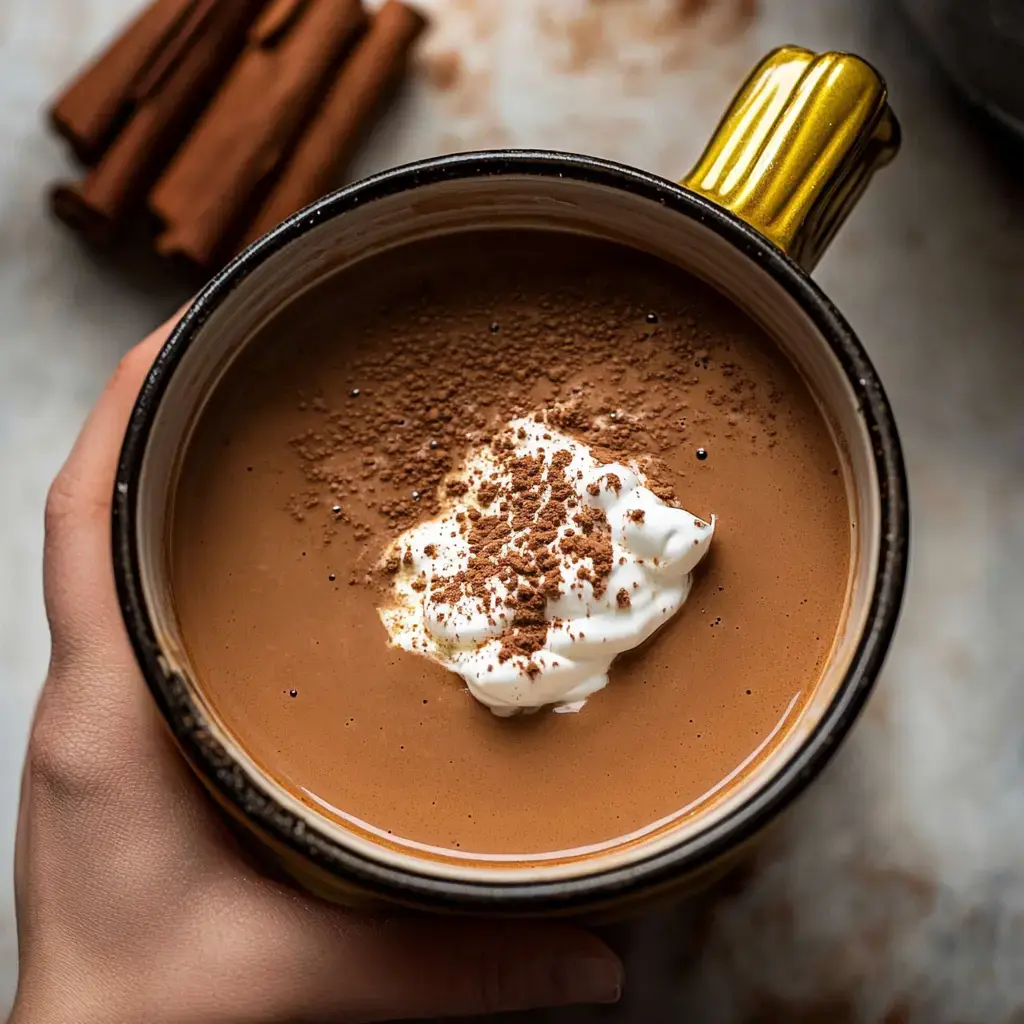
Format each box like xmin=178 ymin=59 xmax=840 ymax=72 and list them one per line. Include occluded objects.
xmin=112 ymin=149 xmax=909 ymax=913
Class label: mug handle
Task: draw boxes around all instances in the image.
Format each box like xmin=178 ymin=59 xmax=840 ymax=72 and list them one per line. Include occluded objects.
xmin=682 ymin=46 xmax=900 ymax=271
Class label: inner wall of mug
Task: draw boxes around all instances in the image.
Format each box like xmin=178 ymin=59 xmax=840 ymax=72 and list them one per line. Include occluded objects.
xmin=138 ymin=174 xmax=878 ymax=884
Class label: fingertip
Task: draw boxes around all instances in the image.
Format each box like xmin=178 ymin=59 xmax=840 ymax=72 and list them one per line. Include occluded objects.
xmin=43 ymin=309 xmax=189 ymax=641
xmin=541 ymin=926 xmax=624 ymax=1005
xmin=56 ymin=309 xmax=184 ymax=507
xmin=554 ymin=954 xmax=623 ymax=1004
xmin=423 ymin=917 xmax=625 ymax=1014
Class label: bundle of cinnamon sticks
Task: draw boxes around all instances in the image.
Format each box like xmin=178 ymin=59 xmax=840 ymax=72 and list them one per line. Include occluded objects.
xmin=49 ymin=0 xmax=428 ymax=268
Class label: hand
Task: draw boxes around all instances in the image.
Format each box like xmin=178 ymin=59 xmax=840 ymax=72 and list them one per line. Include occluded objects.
xmin=12 ymin=316 xmax=623 ymax=1024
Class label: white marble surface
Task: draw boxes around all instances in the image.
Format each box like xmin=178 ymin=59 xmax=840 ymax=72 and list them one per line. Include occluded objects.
xmin=1 ymin=0 xmax=1023 ymax=1019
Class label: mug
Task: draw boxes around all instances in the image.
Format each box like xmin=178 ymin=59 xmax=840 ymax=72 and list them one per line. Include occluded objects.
xmin=113 ymin=47 xmax=909 ymax=918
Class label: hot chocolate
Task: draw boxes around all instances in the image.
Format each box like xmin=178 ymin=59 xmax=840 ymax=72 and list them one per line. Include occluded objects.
xmin=171 ymin=230 xmax=850 ymax=857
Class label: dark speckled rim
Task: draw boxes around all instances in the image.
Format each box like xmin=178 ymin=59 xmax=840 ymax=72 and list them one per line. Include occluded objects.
xmin=112 ymin=151 xmax=909 ymax=914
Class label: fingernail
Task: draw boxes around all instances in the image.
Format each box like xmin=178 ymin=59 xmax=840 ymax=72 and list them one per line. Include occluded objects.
xmin=558 ymin=955 xmax=623 ymax=1004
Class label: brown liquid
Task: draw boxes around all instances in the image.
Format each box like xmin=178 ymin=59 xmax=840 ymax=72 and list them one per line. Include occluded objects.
xmin=172 ymin=231 xmax=850 ymax=856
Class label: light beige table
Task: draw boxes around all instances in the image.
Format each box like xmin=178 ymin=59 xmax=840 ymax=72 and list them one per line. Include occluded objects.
xmin=2 ymin=1 xmax=1023 ymax=1019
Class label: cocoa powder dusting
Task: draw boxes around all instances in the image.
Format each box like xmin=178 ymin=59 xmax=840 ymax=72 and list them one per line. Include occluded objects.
xmin=283 ymin=232 xmax=788 ymax=592
xmin=422 ymin=50 xmax=462 ymax=91
xmin=423 ymin=428 xmax=614 ymax=676
xmin=535 ymin=0 xmax=761 ymax=77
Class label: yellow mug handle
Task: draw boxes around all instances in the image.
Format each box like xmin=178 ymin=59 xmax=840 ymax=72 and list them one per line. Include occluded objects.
xmin=683 ymin=46 xmax=900 ymax=271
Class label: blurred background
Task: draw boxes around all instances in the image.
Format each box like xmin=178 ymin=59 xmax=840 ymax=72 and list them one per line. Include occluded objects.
xmin=2 ymin=0 xmax=1024 ymax=1019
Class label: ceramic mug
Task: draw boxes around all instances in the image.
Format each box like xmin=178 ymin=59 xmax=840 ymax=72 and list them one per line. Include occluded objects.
xmin=113 ymin=47 xmax=909 ymax=918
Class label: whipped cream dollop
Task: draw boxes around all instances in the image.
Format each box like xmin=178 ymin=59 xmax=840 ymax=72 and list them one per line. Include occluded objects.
xmin=378 ymin=418 xmax=714 ymax=715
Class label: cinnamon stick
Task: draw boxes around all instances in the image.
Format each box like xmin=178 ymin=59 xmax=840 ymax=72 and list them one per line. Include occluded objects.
xmin=52 ymin=0 xmax=268 ymax=245
xmin=251 ymin=0 xmax=314 ymax=46
xmin=150 ymin=0 xmax=367 ymax=267
xmin=243 ymin=0 xmax=428 ymax=246
xmin=49 ymin=0 xmax=199 ymax=165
